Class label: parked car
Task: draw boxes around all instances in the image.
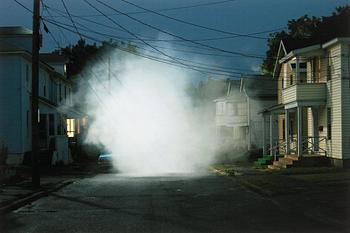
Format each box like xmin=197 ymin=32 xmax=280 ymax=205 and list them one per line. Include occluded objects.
xmin=97 ymin=152 xmax=114 ymax=172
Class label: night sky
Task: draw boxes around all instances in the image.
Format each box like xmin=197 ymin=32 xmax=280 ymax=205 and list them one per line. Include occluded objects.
xmin=0 ymin=0 xmax=348 ymax=77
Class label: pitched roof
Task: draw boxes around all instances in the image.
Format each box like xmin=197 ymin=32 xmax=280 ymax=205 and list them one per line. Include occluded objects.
xmin=0 ymin=39 xmax=23 ymax=52
xmin=240 ymin=75 xmax=277 ymax=99
xmin=0 ymin=26 xmax=32 ymax=36
xmin=40 ymin=53 xmax=69 ymax=63
xmin=282 ymin=38 xmax=317 ymax=54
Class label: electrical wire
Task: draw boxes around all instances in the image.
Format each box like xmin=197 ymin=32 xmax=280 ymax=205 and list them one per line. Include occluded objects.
xmin=60 ymin=0 xmax=83 ymax=40
xmin=42 ymin=19 xmax=348 ymax=82
xmin=12 ymin=0 xmax=349 ymax=82
xmin=40 ymin=4 xmax=285 ymax=57
xmin=42 ymin=17 xmax=251 ymax=60
xmin=42 ymin=1 xmax=71 ymax=46
xmin=83 ymin=0 xmax=239 ymax=77
xmin=120 ymin=0 xmax=268 ymax=40
xmin=46 ymin=0 xmax=238 ymax=17
xmin=93 ymin=0 xmax=266 ymax=59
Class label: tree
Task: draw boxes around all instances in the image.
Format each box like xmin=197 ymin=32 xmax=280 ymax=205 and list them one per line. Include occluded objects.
xmin=53 ymin=39 xmax=138 ymax=77
xmin=261 ymin=5 xmax=350 ymax=75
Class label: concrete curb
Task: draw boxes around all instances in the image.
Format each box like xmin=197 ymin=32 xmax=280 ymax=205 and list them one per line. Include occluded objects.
xmin=210 ymin=167 xmax=273 ymax=196
xmin=209 ymin=167 xmax=230 ymax=176
xmin=0 ymin=180 xmax=73 ymax=214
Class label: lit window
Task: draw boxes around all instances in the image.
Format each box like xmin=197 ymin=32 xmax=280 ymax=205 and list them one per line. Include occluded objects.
xmin=66 ymin=119 xmax=75 ymax=137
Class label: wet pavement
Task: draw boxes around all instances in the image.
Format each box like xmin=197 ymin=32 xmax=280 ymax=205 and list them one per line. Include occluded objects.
xmin=1 ymin=172 xmax=349 ymax=233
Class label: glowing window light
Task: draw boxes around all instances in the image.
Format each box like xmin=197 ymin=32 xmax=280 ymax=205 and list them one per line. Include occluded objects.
xmin=66 ymin=119 xmax=75 ymax=137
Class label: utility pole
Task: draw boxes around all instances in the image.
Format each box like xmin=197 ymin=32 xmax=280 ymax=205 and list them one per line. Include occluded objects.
xmin=31 ymin=0 xmax=41 ymax=187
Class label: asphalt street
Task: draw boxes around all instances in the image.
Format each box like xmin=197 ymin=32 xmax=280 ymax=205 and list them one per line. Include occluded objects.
xmin=0 ymin=172 xmax=348 ymax=233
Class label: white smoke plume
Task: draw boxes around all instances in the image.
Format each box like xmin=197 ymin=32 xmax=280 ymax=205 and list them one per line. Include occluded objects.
xmin=79 ymin=48 xmax=217 ymax=175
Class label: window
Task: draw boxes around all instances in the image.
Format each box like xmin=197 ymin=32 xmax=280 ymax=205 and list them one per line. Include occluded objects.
xmin=59 ymin=84 xmax=62 ymax=102
xmin=312 ymin=58 xmax=316 ymax=82
xmin=299 ymin=63 xmax=307 ymax=69
xmin=226 ymin=103 xmax=234 ymax=115
xmin=238 ymin=103 xmax=247 ymax=116
xmin=26 ymin=110 xmax=29 ymax=136
xmin=57 ymin=114 xmax=62 ymax=135
xmin=76 ymin=119 xmax=81 ymax=134
xmin=66 ymin=119 xmax=75 ymax=137
xmin=327 ymin=108 xmax=332 ymax=140
xmin=43 ymin=85 xmax=46 ymax=97
xmin=216 ymin=102 xmax=225 ymax=115
xmin=64 ymin=86 xmax=67 ymax=100
xmin=49 ymin=114 xmax=55 ymax=136
xmin=327 ymin=52 xmax=332 ymax=81
xmin=25 ymin=64 xmax=29 ymax=83
xmin=282 ymin=119 xmax=285 ymax=140
xmin=290 ymin=62 xmax=306 ymax=69
xmin=68 ymin=88 xmax=72 ymax=105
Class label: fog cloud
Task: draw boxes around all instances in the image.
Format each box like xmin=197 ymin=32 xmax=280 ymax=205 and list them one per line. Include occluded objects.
xmin=80 ymin=48 xmax=216 ymax=175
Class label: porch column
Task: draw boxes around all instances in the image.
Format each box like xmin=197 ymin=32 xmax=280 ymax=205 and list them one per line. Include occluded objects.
xmin=269 ymin=114 xmax=273 ymax=156
xmin=297 ymin=106 xmax=303 ymax=157
xmin=285 ymin=109 xmax=290 ymax=154
xmin=312 ymin=107 xmax=319 ymax=151
xmin=262 ymin=115 xmax=266 ymax=155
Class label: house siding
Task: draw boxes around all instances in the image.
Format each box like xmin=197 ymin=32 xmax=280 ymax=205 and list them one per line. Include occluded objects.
xmin=326 ymin=44 xmax=342 ymax=159
xmin=0 ymin=54 xmax=24 ymax=163
xmin=20 ymin=57 xmax=32 ymax=153
xmin=341 ymin=43 xmax=350 ymax=159
xmin=248 ymin=98 xmax=276 ymax=149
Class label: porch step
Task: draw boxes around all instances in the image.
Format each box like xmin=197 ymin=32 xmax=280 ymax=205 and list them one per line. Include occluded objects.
xmin=254 ymin=155 xmax=273 ymax=166
xmin=267 ymin=155 xmax=299 ymax=170
xmin=267 ymin=154 xmax=330 ymax=170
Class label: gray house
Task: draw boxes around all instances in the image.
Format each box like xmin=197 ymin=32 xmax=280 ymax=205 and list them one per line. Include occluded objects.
xmin=214 ymin=76 xmax=277 ymax=158
xmin=0 ymin=26 xmax=79 ymax=166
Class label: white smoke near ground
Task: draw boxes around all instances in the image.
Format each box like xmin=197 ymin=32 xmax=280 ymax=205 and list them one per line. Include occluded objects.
xmin=79 ymin=48 xmax=217 ymax=175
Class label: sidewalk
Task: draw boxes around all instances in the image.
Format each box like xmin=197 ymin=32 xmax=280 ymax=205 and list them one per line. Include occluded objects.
xmin=212 ymin=164 xmax=350 ymax=229
xmin=0 ymin=163 xmax=95 ymax=214
xmin=211 ymin=163 xmax=350 ymax=196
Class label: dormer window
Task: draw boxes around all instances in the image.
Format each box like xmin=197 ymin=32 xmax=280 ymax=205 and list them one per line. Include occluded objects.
xmin=290 ymin=62 xmax=306 ymax=69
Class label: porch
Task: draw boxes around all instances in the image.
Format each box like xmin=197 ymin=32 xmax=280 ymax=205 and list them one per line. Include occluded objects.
xmin=262 ymin=104 xmax=328 ymax=161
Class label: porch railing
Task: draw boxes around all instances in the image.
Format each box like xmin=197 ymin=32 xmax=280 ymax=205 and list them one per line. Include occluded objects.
xmin=302 ymin=136 xmax=327 ymax=156
xmin=267 ymin=136 xmax=327 ymax=160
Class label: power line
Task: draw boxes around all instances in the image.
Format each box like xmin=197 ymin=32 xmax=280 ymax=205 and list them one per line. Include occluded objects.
xmin=14 ymin=0 xmax=346 ymax=79
xmin=41 ymin=17 xmax=256 ymax=76
xmin=42 ymin=21 xmax=61 ymax=49
xmin=41 ymin=17 xmax=249 ymax=60
xmin=41 ymin=9 xmax=280 ymax=55
xmin=46 ymin=0 xmax=238 ymax=18
xmin=13 ymin=0 xmax=31 ymax=13
xmin=42 ymin=1 xmax=71 ymax=46
xmin=83 ymin=0 xmax=234 ymax=77
xmin=93 ymin=0 xmax=265 ymax=59
xmin=42 ymin=18 xmax=348 ymax=80
xmin=82 ymin=0 xmax=186 ymax=65
xmin=120 ymin=0 xmax=268 ymax=40
xmin=42 ymin=19 xmax=243 ymax=78
xmin=60 ymin=0 xmax=83 ymax=40
xmin=41 ymin=4 xmax=284 ymax=44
